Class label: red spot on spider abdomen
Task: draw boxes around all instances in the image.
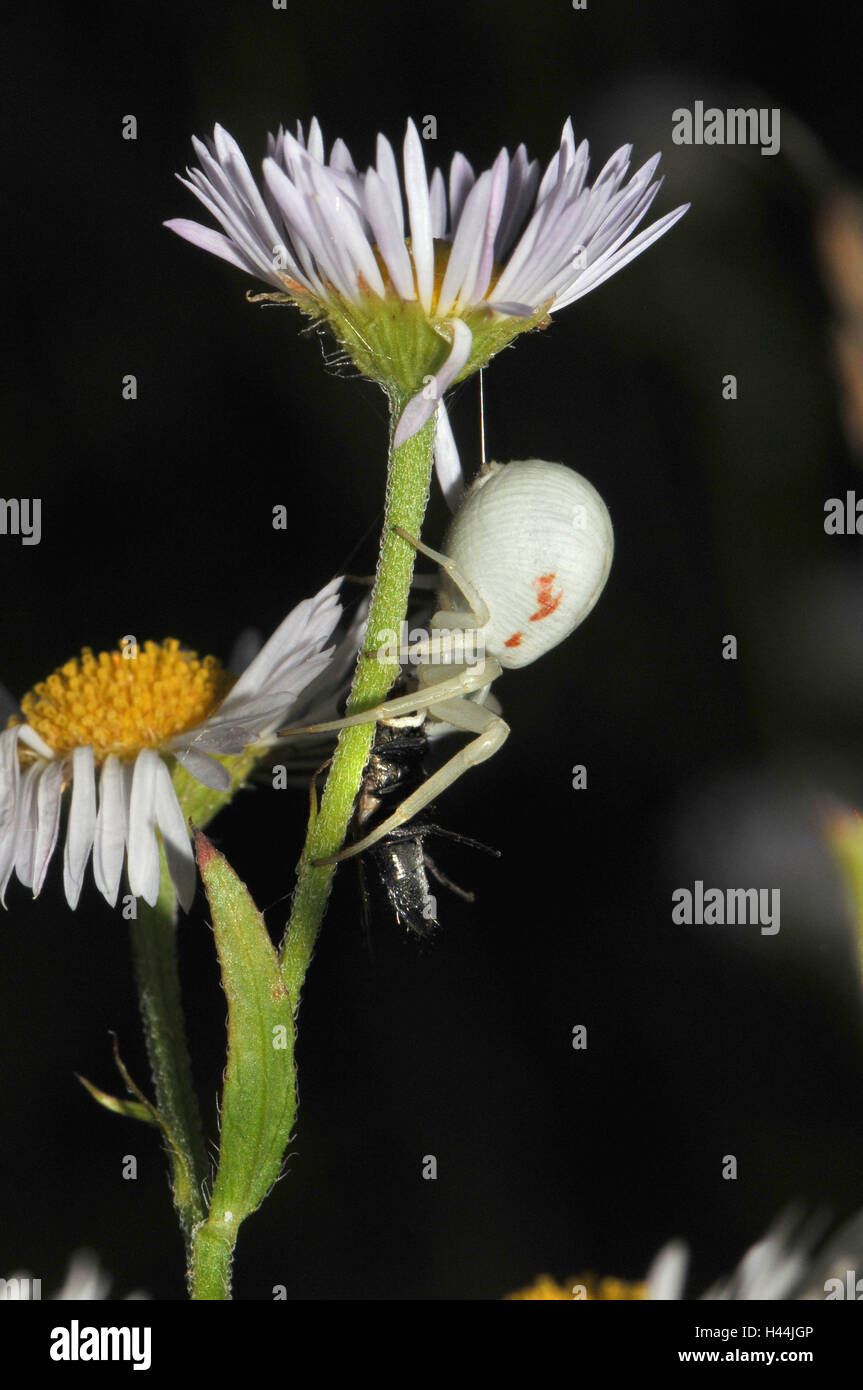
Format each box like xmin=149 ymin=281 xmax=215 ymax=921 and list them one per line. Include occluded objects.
xmin=504 ymin=631 xmax=523 ymax=648
xmin=529 ymin=573 xmax=562 ymax=622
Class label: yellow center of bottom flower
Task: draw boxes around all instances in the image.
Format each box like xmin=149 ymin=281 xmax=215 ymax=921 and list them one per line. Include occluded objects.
xmin=12 ymin=640 xmax=235 ymax=761
xmin=505 ymin=1273 xmax=648 ymax=1300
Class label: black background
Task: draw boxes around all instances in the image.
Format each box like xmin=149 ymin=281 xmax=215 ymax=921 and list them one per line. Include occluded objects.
xmin=3 ymin=0 xmax=863 ymax=1301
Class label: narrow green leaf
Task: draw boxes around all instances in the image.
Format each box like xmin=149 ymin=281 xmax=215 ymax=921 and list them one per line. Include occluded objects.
xmin=76 ymin=1073 xmax=156 ymax=1125
xmin=194 ymin=829 xmax=296 ymax=1241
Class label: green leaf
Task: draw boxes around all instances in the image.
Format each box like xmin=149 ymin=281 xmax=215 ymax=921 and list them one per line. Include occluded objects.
xmin=76 ymin=1073 xmax=156 ymax=1125
xmin=194 ymin=829 xmax=296 ymax=1249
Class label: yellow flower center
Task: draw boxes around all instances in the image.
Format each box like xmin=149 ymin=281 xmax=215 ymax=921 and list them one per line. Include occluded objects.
xmin=505 ymin=1273 xmax=648 ymax=1300
xmin=11 ymin=640 xmax=234 ymax=762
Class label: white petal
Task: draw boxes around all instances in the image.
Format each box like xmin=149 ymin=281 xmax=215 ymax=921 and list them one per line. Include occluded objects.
xmin=172 ymin=746 xmax=232 ymax=792
xmin=12 ymin=763 xmax=42 ymax=890
xmin=153 ymin=759 xmax=196 ymax=914
xmin=0 ymin=726 xmax=21 ymax=842
xmin=226 ymin=626 xmax=263 ymax=676
xmin=646 ymin=1240 xmax=688 ymax=1300
xmin=16 ymin=724 xmax=55 ymax=758
xmin=434 ymin=399 xmax=464 ymax=511
xmin=127 ymin=750 xmax=161 ymax=907
xmin=403 ymin=120 xmax=434 ymax=311
xmin=93 ymin=755 xmax=129 ymax=907
xmin=0 ymin=729 xmax=24 ymax=903
xmin=32 ymin=759 xmax=64 ymax=896
xmin=63 ymin=745 xmax=97 ymax=909
xmin=221 ymin=577 xmax=342 ymax=711
xmin=394 ymin=320 xmax=472 ymax=447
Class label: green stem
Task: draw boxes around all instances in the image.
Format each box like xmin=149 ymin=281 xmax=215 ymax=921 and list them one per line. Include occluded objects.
xmin=129 ymin=853 xmax=208 ymax=1255
xmin=279 ymin=396 xmax=436 ymax=1003
xmin=188 ymin=1218 xmax=237 ymax=1301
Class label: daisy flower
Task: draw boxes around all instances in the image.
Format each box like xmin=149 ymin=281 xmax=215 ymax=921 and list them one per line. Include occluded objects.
xmin=165 ymin=117 xmax=688 ymax=451
xmin=0 ymin=579 xmax=342 ymax=914
xmin=507 ymin=1208 xmax=863 ymax=1300
xmin=1 ymin=1249 xmax=148 ymax=1300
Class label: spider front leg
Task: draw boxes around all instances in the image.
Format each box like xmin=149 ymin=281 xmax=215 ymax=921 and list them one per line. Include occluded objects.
xmin=392 ymin=525 xmax=491 ymax=628
xmin=279 ymin=657 xmax=501 ymax=738
xmin=314 ymin=695 xmax=510 ymax=865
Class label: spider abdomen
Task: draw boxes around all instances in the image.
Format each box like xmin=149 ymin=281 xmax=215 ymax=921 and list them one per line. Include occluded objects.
xmin=441 ymin=459 xmax=614 ymax=669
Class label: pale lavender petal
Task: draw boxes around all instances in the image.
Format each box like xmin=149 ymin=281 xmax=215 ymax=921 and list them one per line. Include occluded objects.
xmin=496 ymin=144 xmax=540 ymax=259
xmin=375 ymin=133 xmax=403 ymax=233
xmin=164 ymin=218 xmax=280 ymax=285
xmin=210 ymin=124 xmax=285 ymax=251
xmin=436 ymin=171 xmax=493 ymax=316
xmin=394 ymin=320 xmax=473 ymax=447
xmin=448 ymin=151 xmax=475 ymax=229
xmin=363 ymin=168 xmax=416 ymax=298
xmin=428 ymin=168 xmax=447 ymax=239
xmin=403 ymin=120 xmax=434 ymax=312
xmin=552 ymin=203 xmax=689 ymax=309
xmin=483 ymin=300 xmax=537 ymax=318
xmin=329 ymin=137 xmax=357 ymax=175
xmin=306 ymin=117 xmax=325 ymax=163
xmin=305 ymin=162 xmax=386 ymax=297
xmin=470 ymin=148 xmax=510 ymax=302
xmin=263 ymin=158 xmax=347 ymax=293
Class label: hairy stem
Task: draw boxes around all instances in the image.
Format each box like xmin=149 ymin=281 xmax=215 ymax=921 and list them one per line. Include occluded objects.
xmin=279 ymin=397 xmax=436 ymax=1004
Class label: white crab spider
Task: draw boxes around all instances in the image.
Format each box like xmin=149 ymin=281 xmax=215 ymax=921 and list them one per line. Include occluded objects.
xmin=298 ymin=458 xmax=614 ymax=865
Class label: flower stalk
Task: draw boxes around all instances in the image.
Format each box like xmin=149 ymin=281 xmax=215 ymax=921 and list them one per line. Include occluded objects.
xmin=279 ymin=399 xmax=436 ymax=1003
xmin=128 ymin=852 xmax=208 ymax=1250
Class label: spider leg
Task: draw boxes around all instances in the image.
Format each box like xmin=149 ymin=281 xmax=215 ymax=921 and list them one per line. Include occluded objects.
xmin=392 ymin=526 xmax=490 ymax=626
xmin=278 ymin=660 xmax=501 ymax=737
xmin=314 ymin=696 xmax=509 ymax=864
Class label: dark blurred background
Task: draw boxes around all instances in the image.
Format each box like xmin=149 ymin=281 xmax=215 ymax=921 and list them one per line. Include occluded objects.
xmin=3 ymin=0 xmax=863 ymax=1300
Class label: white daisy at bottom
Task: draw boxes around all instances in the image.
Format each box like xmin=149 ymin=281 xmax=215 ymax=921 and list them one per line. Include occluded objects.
xmin=1 ymin=1249 xmax=148 ymax=1300
xmin=0 ymin=578 xmax=342 ymax=914
xmin=507 ymin=1207 xmax=863 ymax=1300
